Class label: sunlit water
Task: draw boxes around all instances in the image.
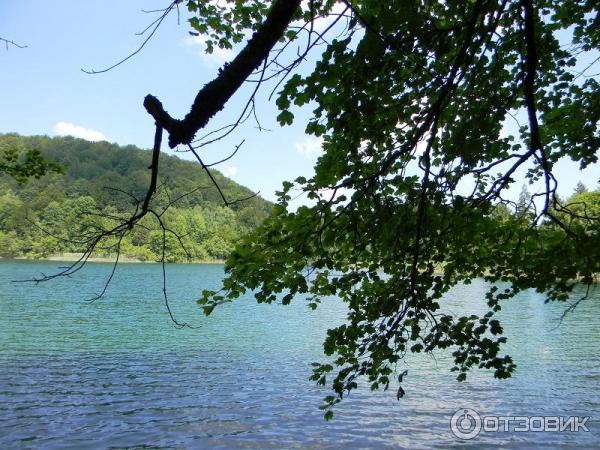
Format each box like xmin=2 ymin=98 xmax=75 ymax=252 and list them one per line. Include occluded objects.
xmin=1 ymin=260 xmax=598 ymax=449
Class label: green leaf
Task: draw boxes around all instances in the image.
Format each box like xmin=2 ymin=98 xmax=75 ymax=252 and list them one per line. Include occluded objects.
xmin=277 ymin=110 xmax=294 ymax=126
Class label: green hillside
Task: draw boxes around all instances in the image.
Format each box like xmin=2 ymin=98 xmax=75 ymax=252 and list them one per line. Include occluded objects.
xmin=0 ymin=133 xmax=272 ymax=261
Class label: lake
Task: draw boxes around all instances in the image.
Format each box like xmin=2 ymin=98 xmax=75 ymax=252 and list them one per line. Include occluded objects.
xmin=1 ymin=260 xmax=599 ymax=449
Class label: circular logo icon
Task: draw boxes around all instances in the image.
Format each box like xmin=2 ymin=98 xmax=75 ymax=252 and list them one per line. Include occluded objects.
xmin=450 ymin=408 xmax=482 ymax=440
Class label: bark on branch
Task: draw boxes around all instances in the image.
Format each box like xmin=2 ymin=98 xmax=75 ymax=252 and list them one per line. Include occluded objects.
xmin=144 ymin=0 xmax=301 ymax=148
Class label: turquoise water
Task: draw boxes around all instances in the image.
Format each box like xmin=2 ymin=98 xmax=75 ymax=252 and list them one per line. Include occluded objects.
xmin=0 ymin=260 xmax=599 ymax=449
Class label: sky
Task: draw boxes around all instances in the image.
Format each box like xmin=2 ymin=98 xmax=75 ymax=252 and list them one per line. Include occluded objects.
xmin=1 ymin=1 xmax=598 ymax=205
xmin=0 ymin=0 xmax=326 ymax=204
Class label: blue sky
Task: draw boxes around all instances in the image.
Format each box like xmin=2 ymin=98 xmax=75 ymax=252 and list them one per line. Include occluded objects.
xmin=1 ymin=1 xmax=598 ymax=204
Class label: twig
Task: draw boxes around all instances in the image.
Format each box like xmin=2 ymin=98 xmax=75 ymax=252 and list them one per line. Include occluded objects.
xmin=0 ymin=36 xmax=27 ymax=50
xmin=204 ymin=140 xmax=245 ymax=167
xmin=82 ymin=1 xmax=179 ymax=74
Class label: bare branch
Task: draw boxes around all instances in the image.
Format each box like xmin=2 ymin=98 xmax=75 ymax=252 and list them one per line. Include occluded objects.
xmin=82 ymin=1 xmax=180 ymax=74
xmin=186 ymin=144 xmax=259 ymax=206
xmin=204 ymin=140 xmax=245 ymax=167
xmin=0 ymin=36 xmax=27 ymax=50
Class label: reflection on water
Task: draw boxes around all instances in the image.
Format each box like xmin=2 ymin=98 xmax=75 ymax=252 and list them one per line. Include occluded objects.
xmin=0 ymin=260 xmax=598 ymax=448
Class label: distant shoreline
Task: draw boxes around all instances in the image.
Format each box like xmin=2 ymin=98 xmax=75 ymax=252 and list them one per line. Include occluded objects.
xmin=5 ymin=254 xmax=225 ymax=265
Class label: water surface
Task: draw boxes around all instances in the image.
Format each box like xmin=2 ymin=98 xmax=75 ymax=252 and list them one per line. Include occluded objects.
xmin=1 ymin=260 xmax=598 ymax=448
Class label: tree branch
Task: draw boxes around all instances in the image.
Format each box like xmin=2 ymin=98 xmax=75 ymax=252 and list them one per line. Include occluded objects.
xmin=0 ymin=36 xmax=27 ymax=50
xmin=144 ymin=0 xmax=302 ymax=148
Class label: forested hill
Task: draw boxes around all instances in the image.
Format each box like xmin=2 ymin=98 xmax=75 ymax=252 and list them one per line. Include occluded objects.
xmin=0 ymin=133 xmax=272 ymax=261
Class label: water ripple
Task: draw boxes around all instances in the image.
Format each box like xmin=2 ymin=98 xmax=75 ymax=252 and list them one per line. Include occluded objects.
xmin=1 ymin=261 xmax=599 ymax=448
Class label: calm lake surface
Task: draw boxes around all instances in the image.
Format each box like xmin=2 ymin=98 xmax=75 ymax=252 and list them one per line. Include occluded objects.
xmin=1 ymin=260 xmax=599 ymax=449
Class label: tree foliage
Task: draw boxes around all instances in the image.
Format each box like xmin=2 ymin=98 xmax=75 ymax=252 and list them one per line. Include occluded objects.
xmin=0 ymin=135 xmax=61 ymax=184
xmin=179 ymin=0 xmax=600 ymax=417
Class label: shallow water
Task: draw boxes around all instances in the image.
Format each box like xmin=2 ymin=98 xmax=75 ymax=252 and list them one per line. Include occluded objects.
xmin=1 ymin=260 xmax=598 ymax=448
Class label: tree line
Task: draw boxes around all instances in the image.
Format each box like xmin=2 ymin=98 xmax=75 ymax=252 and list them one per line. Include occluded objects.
xmin=0 ymin=133 xmax=272 ymax=262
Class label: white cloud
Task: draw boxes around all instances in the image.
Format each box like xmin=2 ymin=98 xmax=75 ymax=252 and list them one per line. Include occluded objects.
xmin=221 ymin=165 xmax=238 ymax=177
xmin=295 ymin=137 xmax=323 ymax=158
xmin=184 ymin=35 xmax=233 ymax=66
xmin=53 ymin=122 xmax=107 ymax=142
